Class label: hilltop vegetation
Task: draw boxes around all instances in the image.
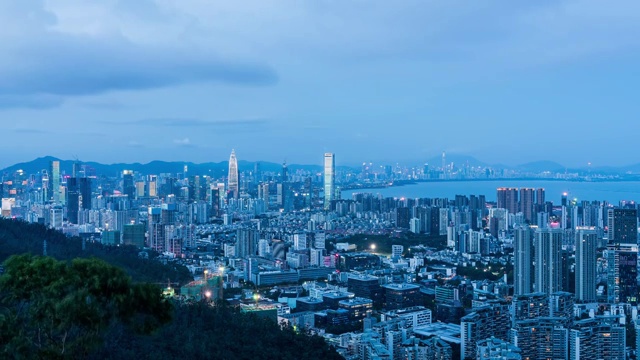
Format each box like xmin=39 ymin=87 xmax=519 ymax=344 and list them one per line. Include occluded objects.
xmin=0 ymin=218 xmax=192 ymax=285
xmin=0 ymin=219 xmax=343 ymax=359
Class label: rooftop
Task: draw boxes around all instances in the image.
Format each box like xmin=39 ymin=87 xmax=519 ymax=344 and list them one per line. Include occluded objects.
xmin=382 ymin=283 xmax=420 ymax=291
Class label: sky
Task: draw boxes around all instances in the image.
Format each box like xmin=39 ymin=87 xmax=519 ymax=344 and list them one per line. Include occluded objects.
xmin=1 ymin=0 xmax=640 ymax=169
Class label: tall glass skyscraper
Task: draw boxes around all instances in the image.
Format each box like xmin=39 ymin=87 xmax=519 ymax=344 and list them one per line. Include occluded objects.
xmin=323 ymin=153 xmax=335 ymax=210
xmin=50 ymin=160 xmax=60 ymax=203
xmin=228 ymin=149 xmax=239 ymax=199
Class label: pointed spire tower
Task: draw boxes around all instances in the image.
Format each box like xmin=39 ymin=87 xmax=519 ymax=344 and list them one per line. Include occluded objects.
xmin=228 ymin=149 xmax=239 ymax=199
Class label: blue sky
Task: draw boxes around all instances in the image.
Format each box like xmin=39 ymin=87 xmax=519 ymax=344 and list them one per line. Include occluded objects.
xmin=1 ymin=0 xmax=639 ymax=168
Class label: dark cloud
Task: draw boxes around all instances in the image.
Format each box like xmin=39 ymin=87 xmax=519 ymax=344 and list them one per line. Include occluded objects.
xmin=0 ymin=37 xmax=278 ymax=97
xmin=0 ymin=1 xmax=278 ymax=109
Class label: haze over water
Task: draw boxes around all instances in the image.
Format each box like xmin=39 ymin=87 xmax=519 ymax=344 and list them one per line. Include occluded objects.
xmin=343 ymin=180 xmax=640 ymax=204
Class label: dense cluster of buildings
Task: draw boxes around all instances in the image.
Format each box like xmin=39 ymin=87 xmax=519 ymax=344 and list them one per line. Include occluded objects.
xmin=2 ymin=151 xmax=640 ymax=359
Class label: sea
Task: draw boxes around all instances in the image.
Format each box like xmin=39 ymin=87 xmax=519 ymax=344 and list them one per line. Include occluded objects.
xmin=341 ymin=180 xmax=640 ymax=204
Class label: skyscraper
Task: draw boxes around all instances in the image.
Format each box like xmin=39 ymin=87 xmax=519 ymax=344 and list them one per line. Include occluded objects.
xmin=228 ymin=149 xmax=239 ymax=199
xmin=147 ymin=207 xmax=164 ymax=252
xmin=235 ymin=228 xmax=258 ymax=258
xmin=575 ymin=227 xmax=597 ymax=302
xmin=50 ymin=160 xmax=60 ymax=203
xmin=281 ymin=160 xmax=288 ymax=183
xmin=569 ymin=317 xmax=626 ymax=360
xmin=607 ymin=243 xmax=638 ymax=305
xmin=66 ymin=178 xmax=80 ymax=224
xmin=324 ymin=153 xmax=335 ymax=210
xmin=497 ymin=187 xmax=518 ymax=214
xmin=534 ymin=228 xmax=564 ymax=294
xmin=122 ymin=170 xmax=135 ymax=200
xmin=514 ymin=226 xmax=533 ymax=295
xmin=78 ymin=177 xmax=91 ymax=209
xmin=607 ymin=208 xmax=638 ymax=244
xmin=461 ymin=301 xmax=510 ymax=359
xmin=535 ymin=188 xmax=545 ymax=206
xmin=519 ymin=188 xmax=535 ymax=223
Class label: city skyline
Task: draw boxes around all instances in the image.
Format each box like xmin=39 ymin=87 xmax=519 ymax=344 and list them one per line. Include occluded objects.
xmin=2 ymin=1 xmax=640 ymax=167
xmin=3 ymin=2 xmax=640 ymax=358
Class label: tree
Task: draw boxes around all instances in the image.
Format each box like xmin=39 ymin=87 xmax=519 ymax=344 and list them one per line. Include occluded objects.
xmin=0 ymin=254 xmax=171 ymax=359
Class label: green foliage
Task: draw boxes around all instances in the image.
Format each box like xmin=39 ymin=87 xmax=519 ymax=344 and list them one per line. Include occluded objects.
xmin=0 ymin=255 xmax=172 ymax=359
xmin=92 ymin=302 xmax=344 ymax=360
xmin=0 ymin=218 xmax=192 ymax=285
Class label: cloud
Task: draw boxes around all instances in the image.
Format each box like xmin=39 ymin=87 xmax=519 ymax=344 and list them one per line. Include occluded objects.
xmin=0 ymin=0 xmax=278 ymax=108
xmin=0 ymin=37 xmax=278 ymax=96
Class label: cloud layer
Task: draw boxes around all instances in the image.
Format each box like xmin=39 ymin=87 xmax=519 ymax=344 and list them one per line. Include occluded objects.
xmin=1 ymin=0 xmax=640 ymax=168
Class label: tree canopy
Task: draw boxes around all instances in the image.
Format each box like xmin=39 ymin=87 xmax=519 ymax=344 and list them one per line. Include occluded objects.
xmin=0 ymin=218 xmax=192 ymax=285
xmin=92 ymin=302 xmax=344 ymax=360
xmin=0 ymin=255 xmax=172 ymax=359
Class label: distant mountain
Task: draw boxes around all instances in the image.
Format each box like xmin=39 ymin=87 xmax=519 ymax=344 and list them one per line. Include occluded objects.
xmin=0 ymin=157 xmax=351 ymax=177
xmin=515 ymin=160 xmax=566 ymax=173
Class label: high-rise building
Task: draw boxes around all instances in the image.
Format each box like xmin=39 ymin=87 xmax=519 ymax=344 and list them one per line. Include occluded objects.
xmin=510 ymin=318 xmax=568 ymax=360
xmin=519 ymin=188 xmax=535 ymax=223
xmin=575 ymin=227 xmax=598 ymax=302
xmin=536 ymin=188 xmax=546 ymax=206
xmin=78 ymin=177 xmax=91 ymax=209
xmin=323 ymin=153 xmax=335 ymax=210
xmin=461 ymin=301 xmax=510 ymax=359
xmin=147 ymin=207 xmax=164 ymax=252
xmin=122 ymin=170 xmax=135 ymax=200
xmin=281 ymin=160 xmax=288 ymax=183
xmin=228 ymin=149 xmax=239 ymax=199
xmin=569 ymin=317 xmax=626 ymax=360
xmin=496 ymin=187 xmax=518 ymax=214
xmin=534 ymin=228 xmax=564 ymax=294
xmin=235 ymin=228 xmax=259 ymax=258
xmin=147 ymin=175 xmax=157 ymax=197
xmin=607 ymin=208 xmax=638 ymax=244
xmin=514 ymin=226 xmax=533 ymax=295
xmin=511 ymin=293 xmax=549 ymax=326
xmin=50 ymin=160 xmax=60 ymax=203
xmin=607 ymin=243 xmax=638 ymax=305
xmin=66 ymin=177 xmax=80 ymax=224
